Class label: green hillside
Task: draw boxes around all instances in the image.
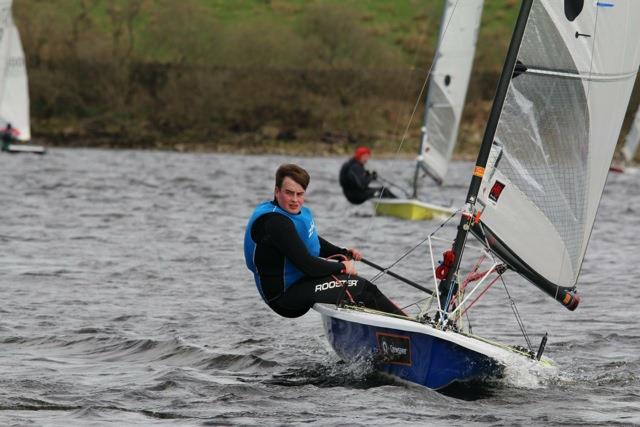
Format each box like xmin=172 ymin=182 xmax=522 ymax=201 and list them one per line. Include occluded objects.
xmin=11 ymin=1 xmax=556 ymax=156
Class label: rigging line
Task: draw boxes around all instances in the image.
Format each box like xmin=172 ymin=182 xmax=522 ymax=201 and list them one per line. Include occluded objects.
xmin=365 ymin=0 xmax=462 ymax=243
xmin=368 ymin=208 xmax=459 ymax=283
xmin=391 ymin=0 xmax=461 ymax=158
xmin=499 ymin=274 xmax=533 ymax=352
xmin=456 ymin=272 xmax=502 ymax=320
xmin=401 ymin=295 xmax=434 ymax=312
xmin=362 ymin=2 xmax=442 ymax=238
xmin=446 ymin=253 xmax=486 ymax=316
xmin=477 ymin=220 xmax=533 ymax=351
xmin=375 ymin=175 xmax=411 ymax=198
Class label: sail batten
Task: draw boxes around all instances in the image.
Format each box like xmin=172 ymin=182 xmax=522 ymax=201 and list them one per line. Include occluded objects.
xmin=473 ymin=0 xmax=640 ymax=301
xmin=522 ymin=67 xmax=637 ymax=81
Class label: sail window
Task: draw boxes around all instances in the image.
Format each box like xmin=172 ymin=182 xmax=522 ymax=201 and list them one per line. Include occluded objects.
xmin=489 ymin=181 xmax=505 ymax=203
xmin=564 ymin=0 xmax=584 ymax=21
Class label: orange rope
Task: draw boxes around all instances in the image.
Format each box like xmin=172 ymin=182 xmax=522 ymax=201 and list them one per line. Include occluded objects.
xmin=328 ymin=254 xmax=355 ymax=304
xmin=457 ymin=272 xmax=502 ymax=320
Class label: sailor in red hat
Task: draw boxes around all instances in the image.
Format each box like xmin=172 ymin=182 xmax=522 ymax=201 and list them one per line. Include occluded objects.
xmin=339 ymin=146 xmax=395 ymax=204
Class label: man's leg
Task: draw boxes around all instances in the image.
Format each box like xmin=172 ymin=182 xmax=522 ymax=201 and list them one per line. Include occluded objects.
xmin=274 ymin=274 xmax=405 ymax=316
xmin=379 ymin=187 xmax=397 ymax=198
xmin=372 ymin=186 xmax=397 ymax=199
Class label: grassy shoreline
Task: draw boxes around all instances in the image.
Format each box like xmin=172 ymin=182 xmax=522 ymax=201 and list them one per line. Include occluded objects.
xmin=33 ymin=135 xmax=480 ymax=162
xmin=16 ymin=1 xmax=511 ymax=156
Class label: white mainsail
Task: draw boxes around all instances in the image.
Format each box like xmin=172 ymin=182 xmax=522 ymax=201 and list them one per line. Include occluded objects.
xmin=415 ymin=0 xmax=483 ymax=188
xmin=621 ymin=105 xmax=640 ymax=163
xmin=0 ymin=0 xmax=30 ymax=141
xmin=474 ymin=0 xmax=640 ymax=297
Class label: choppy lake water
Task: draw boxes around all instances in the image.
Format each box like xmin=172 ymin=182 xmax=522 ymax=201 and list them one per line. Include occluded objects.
xmin=0 ymin=148 xmax=638 ymax=426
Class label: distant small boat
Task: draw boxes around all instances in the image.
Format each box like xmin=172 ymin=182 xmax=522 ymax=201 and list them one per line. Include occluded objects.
xmin=2 ymin=141 xmax=45 ymax=154
xmin=374 ymin=0 xmax=483 ymax=220
xmin=0 ymin=1 xmax=45 ymax=155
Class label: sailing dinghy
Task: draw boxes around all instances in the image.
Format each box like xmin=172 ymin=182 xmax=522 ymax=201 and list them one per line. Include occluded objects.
xmin=374 ymin=0 xmax=483 ymax=221
xmin=317 ymin=0 xmax=640 ymax=390
xmin=0 ymin=1 xmax=44 ymax=155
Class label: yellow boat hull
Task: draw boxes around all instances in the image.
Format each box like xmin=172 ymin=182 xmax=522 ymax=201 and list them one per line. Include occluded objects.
xmin=373 ymin=198 xmax=456 ymax=221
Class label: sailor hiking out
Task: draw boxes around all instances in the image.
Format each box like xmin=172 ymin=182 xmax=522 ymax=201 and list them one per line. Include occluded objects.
xmin=244 ymin=163 xmax=404 ymax=318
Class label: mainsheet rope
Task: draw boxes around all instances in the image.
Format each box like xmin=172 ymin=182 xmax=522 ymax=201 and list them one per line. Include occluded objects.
xmin=476 ymin=220 xmax=534 ymax=351
xmin=368 ymin=208 xmax=459 ymax=285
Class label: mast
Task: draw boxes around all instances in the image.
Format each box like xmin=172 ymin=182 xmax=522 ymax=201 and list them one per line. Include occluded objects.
xmin=438 ymin=0 xmax=533 ymax=314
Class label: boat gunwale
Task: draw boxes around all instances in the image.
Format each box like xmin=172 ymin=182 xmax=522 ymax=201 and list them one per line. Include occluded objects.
xmin=313 ymin=303 xmax=550 ymax=366
xmin=372 ymin=198 xmax=456 ymax=212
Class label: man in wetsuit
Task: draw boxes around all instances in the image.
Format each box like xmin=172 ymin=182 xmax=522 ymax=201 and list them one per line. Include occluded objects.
xmin=244 ymin=163 xmax=404 ymax=318
xmin=339 ymin=146 xmax=396 ymax=205
xmin=1 ymin=123 xmax=15 ymax=151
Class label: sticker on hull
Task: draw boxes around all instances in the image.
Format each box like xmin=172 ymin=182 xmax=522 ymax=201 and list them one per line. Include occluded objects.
xmin=376 ymin=332 xmax=412 ymax=366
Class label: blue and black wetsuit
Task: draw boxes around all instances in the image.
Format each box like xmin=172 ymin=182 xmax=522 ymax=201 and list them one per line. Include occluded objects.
xmin=244 ymin=200 xmax=404 ymax=318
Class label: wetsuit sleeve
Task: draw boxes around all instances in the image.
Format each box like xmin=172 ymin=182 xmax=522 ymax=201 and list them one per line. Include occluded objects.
xmin=260 ymin=214 xmax=345 ymax=277
xmin=347 ymin=162 xmax=372 ymax=191
xmin=318 ymin=236 xmax=349 ymax=258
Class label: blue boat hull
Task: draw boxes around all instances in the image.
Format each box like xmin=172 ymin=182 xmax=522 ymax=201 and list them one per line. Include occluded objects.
xmin=321 ymin=312 xmax=505 ymax=390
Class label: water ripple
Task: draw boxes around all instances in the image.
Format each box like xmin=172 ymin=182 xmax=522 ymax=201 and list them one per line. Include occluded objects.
xmin=0 ymin=149 xmax=638 ymax=425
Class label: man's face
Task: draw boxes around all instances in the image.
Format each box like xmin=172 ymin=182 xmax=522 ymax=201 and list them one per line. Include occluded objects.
xmin=275 ymin=176 xmax=305 ymax=214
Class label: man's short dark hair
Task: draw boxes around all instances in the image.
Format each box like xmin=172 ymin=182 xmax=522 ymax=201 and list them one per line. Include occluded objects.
xmin=275 ymin=164 xmax=310 ymax=190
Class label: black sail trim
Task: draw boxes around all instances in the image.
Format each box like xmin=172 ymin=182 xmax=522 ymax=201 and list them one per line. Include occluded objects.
xmin=471 ymin=221 xmax=580 ymax=310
